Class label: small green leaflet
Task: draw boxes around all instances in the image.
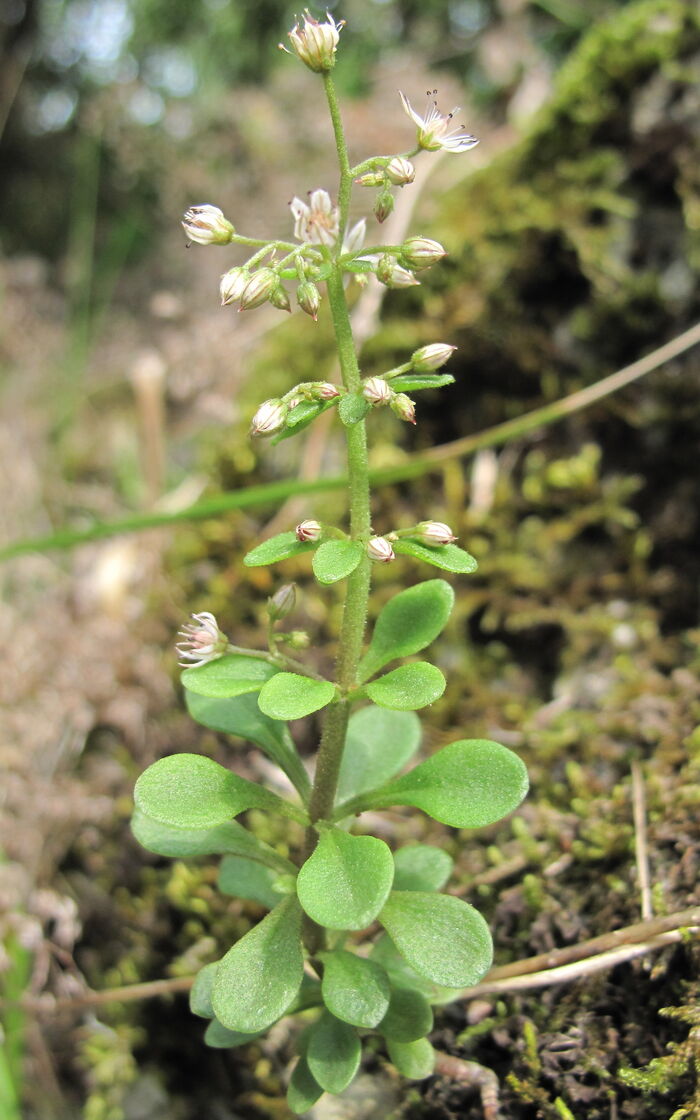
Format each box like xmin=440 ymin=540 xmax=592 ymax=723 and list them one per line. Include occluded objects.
xmin=387 ymin=1037 xmax=436 ymax=1080
xmin=356 ymin=738 xmax=529 ymax=828
xmin=257 ymin=672 xmax=337 ymax=720
xmin=359 ymin=579 xmax=455 ymax=681
xmin=131 ymin=808 xmax=294 ymax=871
xmin=306 ymin=1012 xmax=361 ymax=1095
xmin=335 ymin=706 xmax=421 ymax=804
xmin=204 ymin=1019 xmax=262 ymax=1049
xmin=133 ymin=754 xmax=299 ymax=829
xmin=319 ymin=949 xmax=391 ymax=1029
xmin=393 ymin=539 xmax=478 ymax=573
xmin=287 ymin=1058 xmax=324 ymax=1114
xmin=312 ymin=539 xmax=364 ymax=584
xmin=297 ymin=829 xmax=394 ymax=930
xmin=217 ymin=855 xmax=293 ymax=909
xmin=379 ymin=891 xmax=493 ymax=988
xmin=365 ymin=662 xmax=446 ymax=710
xmin=387 ymin=372 xmax=454 ymax=392
xmin=392 ymin=844 xmax=453 ymax=892
xmin=212 ymin=895 xmax=304 ymax=1033
xmin=181 ymin=654 xmax=276 ymax=699
xmin=190 ymin=962 xmax=217 ymax=1019
xmin=379 ymin=986 xmax=433 ymax=1043
xmin=338 ymin=392 xmax=371 ymax=427
xmin=244 ymin=531 xmax=317 ymax=567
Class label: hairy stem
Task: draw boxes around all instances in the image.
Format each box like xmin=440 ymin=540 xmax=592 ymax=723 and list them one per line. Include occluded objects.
xmin=303 ymin=78 xmax=373 ymax=949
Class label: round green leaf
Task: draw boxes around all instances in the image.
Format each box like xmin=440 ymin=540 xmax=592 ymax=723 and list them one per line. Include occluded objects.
xmin=379 ymin=891 xmax=493 ymax=988
xmin=297 ymin=829 xmax=394 ymax=930
xmin=393 ymin=540 xmax=478 ymax=573
xmin=133 ymin=754 xmax=284 ymax=830
xmin=363 ymin=739 xmax=529 ymax=828
xmin=181 ymin=654 xmax=276 ymax=698
xmin=258 ymin=672 xmax=337 ymax=720
xmin=244 ymin=531 xmax=317 ymax=567
xmin=212 ymin=895 xmax=303 ymax=1033
xmin=307 ymin=1012 xmax=361 ymax=1095
xmin=319 ymin=949 xmax=391 ymax=1028
xmin=359 ymin=580 xmax=454 ymax=681
xmin=336 ymin=707 xmax=421 ymax=804
xmin=387 ymin=1037 xmax=436 ymax=1080
xmin=131 ymin=808 xmax=293 ymax=870
xmin=312 ymin=539 xmax=364 ymax=585
xmin=392 ymin=845 xmax=453 ymax=892
xmin=287 ymin=1058 xmax=324 ymax=1114
xmin=365 ymin=663 xmax=445 ymax=711
xmin=218 ymin=855 xmax=292 ymax=909
xmin=379 ymin=986 xmax=433 ymax=1043
xmin=190 ymin=962 xmax=217 ymax=1019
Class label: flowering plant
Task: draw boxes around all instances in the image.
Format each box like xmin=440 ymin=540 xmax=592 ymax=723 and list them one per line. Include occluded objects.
xmin=132 ymin=12 xmax=528 ymax=1111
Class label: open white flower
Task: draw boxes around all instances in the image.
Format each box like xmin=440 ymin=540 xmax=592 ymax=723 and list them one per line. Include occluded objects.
xmin=283 ymin=10 xmax=343 ymax=73
xmin=291 ymin=189 xmax=339 ymax=247
xmin=399 ymin=91 xmax=478 ymax=154
xmin=176 ymin=612 xmax=228 ymax=666
xmin=290 ymin=190 xmax=366 ymax=253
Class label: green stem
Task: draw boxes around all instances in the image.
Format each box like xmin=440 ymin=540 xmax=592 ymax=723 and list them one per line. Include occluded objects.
xmin=303 ymin=83 xmax=373 ymax=954
xmin=323 ymin=73 xmax=352 ymax=241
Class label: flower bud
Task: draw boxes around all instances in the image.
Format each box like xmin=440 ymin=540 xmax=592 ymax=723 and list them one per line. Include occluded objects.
xmin=386 ymin=157 xmax=416 ymax=186
xmin=176 ymin=611 xmax=228 ymax=666
xmin=295 ymin=519 xmax=322 ymax=542
xmin=378 ymin=262 xmax=420 ymax=289
xmin=297 ymin=279 xmax=321 ymax=320
xmin=239 ymin=268 xmax=278 ymax=311
xmin=283 ymin=10 xmax=343 ymax=73
xmin=367 ymin=536 xmax=395 ymax=563
xmin=411 ymin=343 xmax=457 ymax=372
xmin=182 ymin=205 xmax=235 ymax=245
xmin=220 ymin=267 xmax=249 ymax=306
xmin=355 ymin=172 xmax=385 ymax=188
xmin=269 ymin=283 xmax=292 ymax=313
xmin=268 ymin=583 xmax=297 ymax=621
xmin=284 ymin=630 xmax=311 ymax=650
xmin=250 ymin=398 xmax=287 ymax=437
xmin=400 ymin=237 xmax=446 ymax=270
xmin=391 ymin=393 xmax=416 ymax=425
xmin=374 ymin=189 xmax=395 ymax=224
xmin=416 ymin=520 xmax=457 ymax=546
xmin=313 ymin=382 xmax=340 ymax=400
xmin=362 ymin=377 xmax=392 ymax=406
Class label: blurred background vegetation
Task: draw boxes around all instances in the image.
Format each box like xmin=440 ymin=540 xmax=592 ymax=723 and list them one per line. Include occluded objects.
xmin=2 ymin=1 xmax=699 ymax=1119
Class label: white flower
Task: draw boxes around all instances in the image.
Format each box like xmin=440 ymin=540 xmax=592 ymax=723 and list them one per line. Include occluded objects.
xmin=295 ymin=519 xmax=322 ymax=542
xmin=290 ymin=190 xmax=366 ymax=253
xmin=250 ymin=398 xmax=287 ymax=436
xmin=416 ymin=521 xmax=457 ymax=546
xmin=399 ymin=91 xmax=478 ymax=154
xmin=283 ymin=10 xmax=343 ymax=73
xmin=367 ymin=536 xmax=395 ymax=563
xmin=220 ymin=267 xmax=249 ymax=306
xmin=386 ymin=157 xmax=415 ymax=186
xmin=181 ymin=204 xmax=235 ymax=245
xmin=176 ymin=612 xmax=228 ymax=666
xmin=291 ymin=189 xmax=339 ymax=247
xmin=411 ymin=343 xmax=456 ymax=371
xmin=362 ymin=377 xmax=392 ymax=406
